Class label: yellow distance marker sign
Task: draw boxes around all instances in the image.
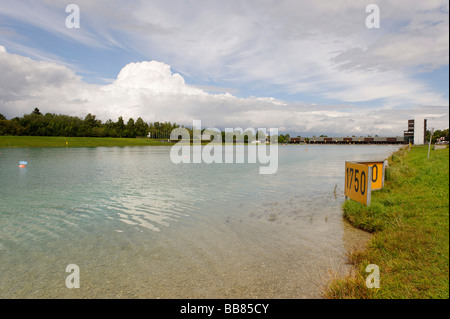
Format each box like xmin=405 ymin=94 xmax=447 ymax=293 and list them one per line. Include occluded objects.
xmin=345 ymin=161 xmax=372 ymax=206
xmin=357 ymin=161 xmax=386 ymax=190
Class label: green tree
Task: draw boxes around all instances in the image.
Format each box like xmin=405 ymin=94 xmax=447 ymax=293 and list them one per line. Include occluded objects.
xmin=135 ymin=117 xmax=148 ymax=137
xmin=125 ymin=118 xmax=136 ymax=138
xmin=32 ymin=107 xmax=42 ymax=115
xmin=104 ymin=119 xmax=117 ymax=137
xmin=285 ymin=134 xmax=290 ymax=142
xmin=84 ymin=113 xmax=100 ymax=127
xmin=115 ymin=117 xmax=125 ymax=137
xmin=427 ymin=129 xmax=449 ymax=144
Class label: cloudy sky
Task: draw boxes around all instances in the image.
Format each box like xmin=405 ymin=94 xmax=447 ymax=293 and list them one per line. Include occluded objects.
xmin=0 ymin=0 xmax=448 ymax=136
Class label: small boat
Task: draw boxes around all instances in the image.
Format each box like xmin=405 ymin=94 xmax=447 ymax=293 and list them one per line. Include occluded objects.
xmin=19 ymin=161 xmax=28 ymax=168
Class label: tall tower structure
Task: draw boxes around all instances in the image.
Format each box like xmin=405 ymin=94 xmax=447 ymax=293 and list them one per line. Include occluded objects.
xmin=404 ymin=118 xmax=427 ymax=145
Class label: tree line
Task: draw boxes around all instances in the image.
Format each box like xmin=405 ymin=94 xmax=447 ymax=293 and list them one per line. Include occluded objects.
xmin=0 ymin=108 xmax=277 ymax=142
xmin=1 ymin=108 xmax=448 ymax=143
xmin=0 ymin=108 xmax=180 ymax=139
xmin=426 ymin=129 xmax=450 ymax=144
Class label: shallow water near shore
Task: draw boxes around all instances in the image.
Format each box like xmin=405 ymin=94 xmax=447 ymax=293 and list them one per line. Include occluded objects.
xmin=0 ymin=144 xmax=399 ymax=298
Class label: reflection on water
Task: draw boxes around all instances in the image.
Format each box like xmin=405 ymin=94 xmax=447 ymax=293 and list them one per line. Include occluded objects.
xmin=0 ymin=144 xmax=399 ymax=298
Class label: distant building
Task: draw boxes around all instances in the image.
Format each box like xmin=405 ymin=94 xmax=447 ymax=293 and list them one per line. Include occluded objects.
xmin=286 ymin=119 xmax=429 ymax=145
xmin=289 ymin=137 xmax=305 ymax=144
xmin=403 ymin=120 xmax=415 ymax=144
xmin=403 ymin=118 xmax=427 ymax=145
xmin=306 ymin=136 xmax=404 ymax=144
xmin=414 ymin=117 xmax=426 ymax=145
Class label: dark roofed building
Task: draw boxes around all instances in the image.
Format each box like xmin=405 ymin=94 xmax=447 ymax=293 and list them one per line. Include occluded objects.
xmin=307 ymin=136 xmax=404 ymax=144
xmin=289 ymin=137 xmax=305 ymax=144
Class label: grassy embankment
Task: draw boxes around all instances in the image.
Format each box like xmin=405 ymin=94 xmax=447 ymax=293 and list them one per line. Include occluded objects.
xmin=0 ymin=136 xmax=175 ymax=147
xmin=325 ymin=145 xmax=449 ymax=299
xmin=0 ymin=136 xmax=269 ymax=147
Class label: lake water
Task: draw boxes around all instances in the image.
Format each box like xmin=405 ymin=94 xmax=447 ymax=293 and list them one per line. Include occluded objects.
xmin=0 ymin=144 xmax=400 ymax=298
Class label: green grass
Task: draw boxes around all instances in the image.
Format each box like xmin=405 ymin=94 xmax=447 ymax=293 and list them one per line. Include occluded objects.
xmin=0 ymin=135 xmax=272 ymax=147
xmin=0 ymin=136 xmax=175 ymax=147
xmin=325 ymin=145 xmax=449 ymax=299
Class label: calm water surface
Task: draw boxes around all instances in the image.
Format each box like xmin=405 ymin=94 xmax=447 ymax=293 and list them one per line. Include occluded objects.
xmin=0 ymin=144 xmax=400 ymax=298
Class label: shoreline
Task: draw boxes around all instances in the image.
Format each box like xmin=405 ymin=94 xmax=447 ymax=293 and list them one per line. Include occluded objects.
xmin=1 ymin=135 xmax=410 ymax=148
xmin=0 ymin=136 xmax=175 ymax=148
xmin=324 ymin=145 xmax=449 ymax=299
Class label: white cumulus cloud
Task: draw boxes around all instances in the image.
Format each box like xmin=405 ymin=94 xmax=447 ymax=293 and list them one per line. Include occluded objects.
xmin=0 ymin=46 xmax=448 ymax=136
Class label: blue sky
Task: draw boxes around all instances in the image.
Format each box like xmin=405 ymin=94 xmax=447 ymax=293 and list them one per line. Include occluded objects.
xmin=0 ymin=0 xmax=448 ymax=136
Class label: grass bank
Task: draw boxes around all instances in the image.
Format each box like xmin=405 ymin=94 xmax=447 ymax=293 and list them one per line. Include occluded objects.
xmin=325 ymin=145 xmax=449 ymax=299
xmin=0 ymin=136 xmax=273 ymax=147
xmin=0 ymin=136 xmax=175 ymax=147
